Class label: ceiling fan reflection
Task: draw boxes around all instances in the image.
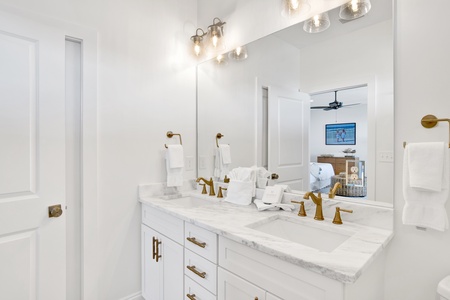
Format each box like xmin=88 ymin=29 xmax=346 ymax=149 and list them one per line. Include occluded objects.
xmin=310 ymin=90 xmax=360 ymax=111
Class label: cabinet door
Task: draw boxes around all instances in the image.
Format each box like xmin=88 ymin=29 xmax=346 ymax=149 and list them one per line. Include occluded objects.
xmin=218 ymin=268 xmax=265 ymax=300
xmin=142 ymin=224 xmax=184 ymax=300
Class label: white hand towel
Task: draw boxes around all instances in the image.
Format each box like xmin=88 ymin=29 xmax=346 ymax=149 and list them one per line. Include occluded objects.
xmin=253 ymin=200 xmax=295 ymax=211
xmin=167 ymin=145 xmax=184 ymax=168
xmin=214 ymin=147 xmax=230 ymax=179
xmin=225 ymin=180 xmax=254 ymax=205
xmin=407 ymin=142 xmax=446 ymax=192
xmin=219 ymin=144 xmax=231 ymax=164
xmin=225 ymin=167 xmax=257 ymax=205
xmin=402 ymin=142 xmax=449 ymax=231
xmin=165 ymin=148 xmax=184 ymax=187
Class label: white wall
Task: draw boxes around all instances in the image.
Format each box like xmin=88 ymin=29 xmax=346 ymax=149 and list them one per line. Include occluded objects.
xmin=310 ymin=104 xmax=368 ymax=162
xmin=0 ymin=0 xmax=197 ymax=299
xmin=385 ymin=0 xmax=450 ymax=299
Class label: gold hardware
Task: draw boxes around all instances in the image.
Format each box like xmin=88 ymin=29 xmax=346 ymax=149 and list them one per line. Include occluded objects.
xmin=291 ymin=200 xmax=307 ymax=217
xmin=199 ymin=183 xmax=207 ymax=194
xmin=48 ymin=204 xmax=63 ymax=218
xmin=216 ymin=133 xmax=224 ymax=147
xmin=328 ymin=182 xmax=342 ymax=199
xmin=403 ymin=115 xmax=450 ymax=148
xmin=196 ymin=177 xmax=215 ymax=196
xmin=187 ymin=294 xmax=197 ymax=300
xmin=186 ymin=237 xmax=206 ymax=248
xmin=224 ymin=175 xmax=230 ymax=183
xmin=186 ymin=265 xmax=206 ymax=278
xmin=271 ymin=173 xmax=279 ymax=180
xmin=164 ymin=131 xmax=183 ymax=148
xmin=332 ymin=207 xmax=353 ymax=225
xmin=152 ymin=237 xmax=161 ymax=262
xmin=217 ymin=186 xmax=227 ymax=198
xmin=303 ymin=192 xmax=324 ymax=221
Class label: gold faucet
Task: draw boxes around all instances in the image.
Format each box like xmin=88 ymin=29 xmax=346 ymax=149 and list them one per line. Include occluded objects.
xmin=196 ymin=177 xmax=215 ymax=196
xmin=217 ymin=186 xmax=227 ymax=198
xmin=303 ymin=192 xmax=324 ymax=220
xmin=328 ymin=182 xmax=342 ymax=199
xmin=332 ymin=207 xmax=353 ymax=225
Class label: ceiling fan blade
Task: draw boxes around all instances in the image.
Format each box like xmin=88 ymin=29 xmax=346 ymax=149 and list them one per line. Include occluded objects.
xmin=323 ymin=107 xmax=334 ymax=111
xmin=310 ymin=106 xmax=330 ymax=109
xmin=341 ymin=103 xmax=361 ymax=108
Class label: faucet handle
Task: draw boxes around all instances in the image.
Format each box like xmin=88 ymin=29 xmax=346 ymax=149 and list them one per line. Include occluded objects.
xmin=217 ymin=186 xmax=227 ymax=198
xmin=332 ymin=207 xmax=353 ymax=225
xmin=199 ymin=183 xmax=207 ymax=194
xmin=291 ymin=200 xmax=307 ymax=217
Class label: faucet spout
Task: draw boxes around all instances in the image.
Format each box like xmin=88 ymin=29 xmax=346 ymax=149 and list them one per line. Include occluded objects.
xmin=196 ymin=177 xmax=216 ymax=196
xmin=303 ymin=192 xmax=324 ymax=221
xmin=328 ymin=182 xmax=342 ymax=199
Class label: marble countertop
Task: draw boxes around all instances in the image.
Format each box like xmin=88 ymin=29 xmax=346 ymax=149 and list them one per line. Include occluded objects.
xmin=139 ymin=191 xmax=393 ymax=283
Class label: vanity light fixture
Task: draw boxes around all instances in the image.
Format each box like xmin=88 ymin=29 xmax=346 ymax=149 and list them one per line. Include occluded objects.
xmin=228 ymin=46 xmax=248 ymax=61
xmin=190 ymin=28 xmax=207 ymax=56
xmin=281 ymin=0 xmax=310 ymax=17
xmin=339 ymin=0 xmax=372 ymax=20
xmin=215 ymin=54 xmax=227 ymax=65
xmin=303 ymin=12 xmax=330 ymax=33
xmin=207 ymin=17 xmax=226 ymax=52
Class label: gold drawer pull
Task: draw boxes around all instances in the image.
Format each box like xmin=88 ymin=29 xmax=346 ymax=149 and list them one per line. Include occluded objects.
xmin=186 ymin=237 xmax=206 ymax=248
xmin=186 ymin=294 xmax=196 ymax=300
xmin=186 ymin=265 xmax=206 ymax=278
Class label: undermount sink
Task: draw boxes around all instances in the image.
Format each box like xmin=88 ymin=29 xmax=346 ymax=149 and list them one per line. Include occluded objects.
xmin=247 ymin=215 xmax=354 ymax=252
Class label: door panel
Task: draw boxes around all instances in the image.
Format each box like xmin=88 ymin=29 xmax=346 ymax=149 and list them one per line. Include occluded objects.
xmin=0 ymin=9 xmax=66 ymax=299
xmin=268 ymin=86 xmax=310 ymax=190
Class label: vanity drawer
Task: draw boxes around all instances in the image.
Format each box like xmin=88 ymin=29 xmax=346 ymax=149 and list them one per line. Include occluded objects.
xmin=185 ymin=275 xmax=216 ymax=300
xmin=142 ymin=205 xmax=184 ymax=244
xmin=185 ymin=222 xmax=218 ymax=263
xmin=185 ymin=249 xmax=217 ymax=295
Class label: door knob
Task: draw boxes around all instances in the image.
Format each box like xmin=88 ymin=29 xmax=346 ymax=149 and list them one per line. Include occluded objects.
xmin=271 ymin=173 xmax=279 ymax=180
xmin=48 ymin=204 xmax=63 ymax=218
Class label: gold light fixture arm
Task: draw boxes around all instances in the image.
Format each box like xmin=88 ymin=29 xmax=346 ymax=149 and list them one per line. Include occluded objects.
xmin=403 ymin=115 xmax=450 ymax=148
xmin=164 ymin=131 xmax=182 ymax=148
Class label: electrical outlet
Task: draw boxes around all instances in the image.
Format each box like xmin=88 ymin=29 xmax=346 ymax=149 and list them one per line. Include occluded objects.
xmin=185 ymin=156 xmax=194 ymax=171
xmin=378 ymin=151 xmax=394 ymax=162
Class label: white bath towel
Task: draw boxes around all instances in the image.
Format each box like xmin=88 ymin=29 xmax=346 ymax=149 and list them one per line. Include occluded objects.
xmin=165 ymin=147 xmax=184 ymax=187
xmin=214 ymin=145 xmax=230 ymax=179
xmin=402 ymin=142 xmax=449 ymax=231
xmin=167 ymin=145 xmax=184 ymax=168
xmin=253 ymin=200 xmax=294 ymax=212
xmin=251 ymin=166 xmax=271 ymax=188
xmin=225 ymin=167 xmax=257 ymax=205
xmin=219 ymin=144 xmax=231 ymax=164
xmin=408 ymin=142 xmax=446 ymax=192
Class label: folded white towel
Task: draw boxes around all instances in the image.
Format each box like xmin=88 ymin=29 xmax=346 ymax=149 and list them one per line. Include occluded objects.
xmin=253 ymin=200 xmax=295 ymax=211
xmin=408 ymin=142 xmax=446 ymax=192
xmin=165 ymin=149 xmax=183 ymax=187
xmin=219 ymin=144 xmax=231 ymax=164
xmin=225 ymin=180 xmax=254 ymax=205
xmin=167 ymin=145 xmax=184 ymax=168
xmin=402 ymin=142 xmax=449 ymax=231
xmin=251 ymin=166 xmax=271 ymax=188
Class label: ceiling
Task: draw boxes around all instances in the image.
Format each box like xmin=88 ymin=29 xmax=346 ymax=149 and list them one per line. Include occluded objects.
xmin=273 ymin=0 xmax=392 ymax=50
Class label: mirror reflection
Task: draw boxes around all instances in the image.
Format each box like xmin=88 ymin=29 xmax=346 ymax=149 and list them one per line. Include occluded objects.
xmin=197 ymin=0 xmax=393 ymax=205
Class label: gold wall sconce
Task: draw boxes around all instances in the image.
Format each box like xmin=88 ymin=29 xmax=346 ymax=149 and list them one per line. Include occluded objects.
xmin=228 ymin=46 xmax=248 ymax=61
xmin=190 ymin=28 xmax=207 ymax=57
xmin=303 ymin=12 xmax=330 ymax=33
xmin=339 ymin=0 xmax=372 ymax=21
xmin=281 ymin=0 xmax=310 ymax=17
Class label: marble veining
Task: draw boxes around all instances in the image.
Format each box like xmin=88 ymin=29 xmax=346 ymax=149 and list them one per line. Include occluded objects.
xmin=139 ymin=184 xmax=393 ymax=283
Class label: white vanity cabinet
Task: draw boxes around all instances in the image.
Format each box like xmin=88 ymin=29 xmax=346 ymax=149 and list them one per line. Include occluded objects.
xmin=141 ymin=206 xmax=184 ymax=300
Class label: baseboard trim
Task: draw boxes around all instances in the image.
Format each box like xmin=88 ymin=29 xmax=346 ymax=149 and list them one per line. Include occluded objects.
xmin=119 ymin=291 xmax=143 ymax=300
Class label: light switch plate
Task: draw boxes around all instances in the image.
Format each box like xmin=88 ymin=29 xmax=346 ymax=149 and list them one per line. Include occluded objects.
xmin=378 ymin=151 xmax=394 ymax=162
xmin=185 ymin=156 xmax=194 ymax=171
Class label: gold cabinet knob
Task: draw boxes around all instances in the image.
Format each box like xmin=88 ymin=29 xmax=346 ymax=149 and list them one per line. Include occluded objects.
xmin=48 ymin=204 xmax=63 ymax=218
xmin=271 ymin=173 xmax=279 ymax=180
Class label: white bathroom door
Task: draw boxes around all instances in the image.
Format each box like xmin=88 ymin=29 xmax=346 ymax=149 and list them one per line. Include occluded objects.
xmin=268 ymin=86 xmax=310 ymax=190
xmin=0 ymin=9 xmax=67 ymax=299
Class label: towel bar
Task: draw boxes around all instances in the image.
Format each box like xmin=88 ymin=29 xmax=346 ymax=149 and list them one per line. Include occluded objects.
xmin=403 ymin=115 xmax=450 ymax=148
xmin=164 ymin=131 xmax=182 ymax=148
